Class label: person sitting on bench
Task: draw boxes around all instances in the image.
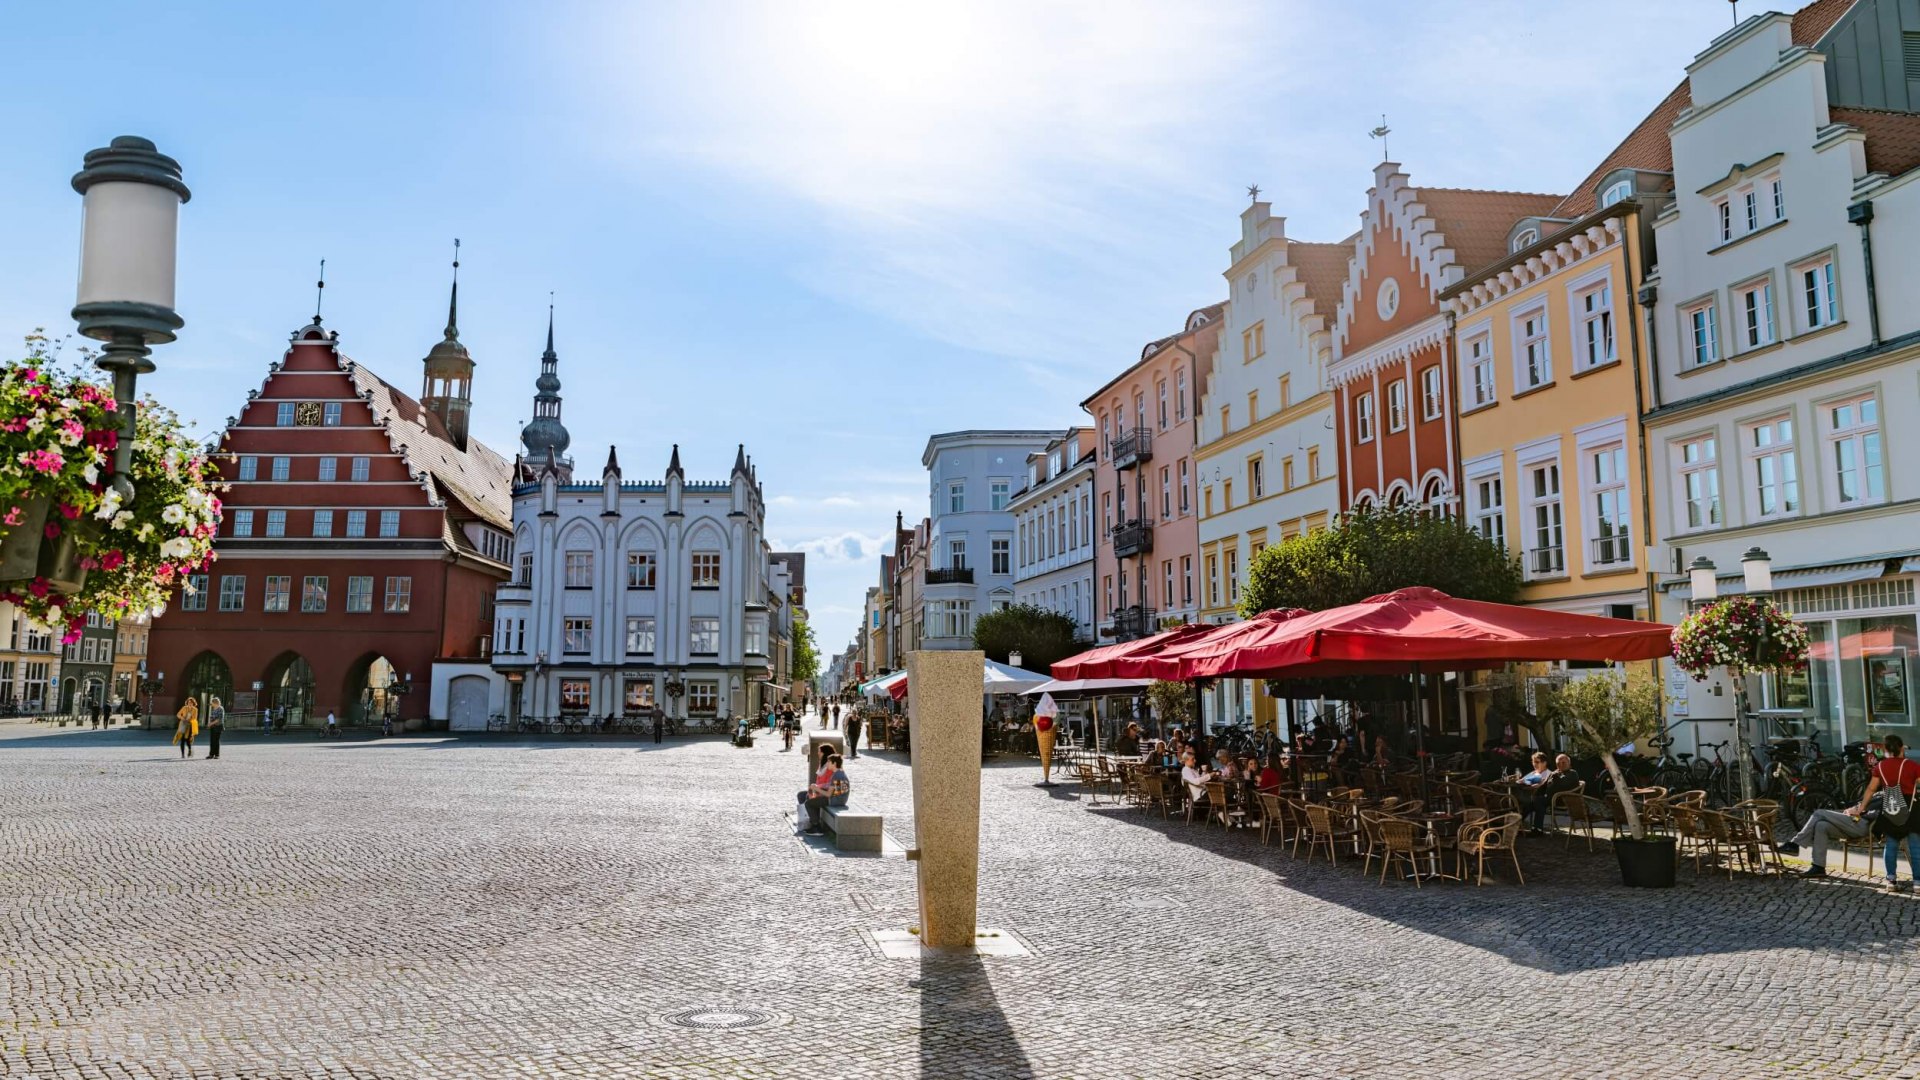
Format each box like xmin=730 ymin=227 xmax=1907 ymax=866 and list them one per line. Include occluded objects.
xmin=798 ymin=755 xmax=836 ymax=835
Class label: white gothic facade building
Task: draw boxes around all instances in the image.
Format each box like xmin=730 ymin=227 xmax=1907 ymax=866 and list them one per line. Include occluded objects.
xmin=488 ymin=321 xmax=775 ymax=725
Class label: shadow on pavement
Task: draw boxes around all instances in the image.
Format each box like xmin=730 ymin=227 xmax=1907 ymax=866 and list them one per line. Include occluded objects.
xmin=1078 ymin=797 xmax=1920 ymax=975
xmin=917 ymin=955 xmax=1033 ymax=1080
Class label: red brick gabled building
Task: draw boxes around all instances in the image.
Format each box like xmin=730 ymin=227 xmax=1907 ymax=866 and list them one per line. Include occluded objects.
xmin=1329 ymin=162 xmax=1561 ymax=512
xmin=147 ymin=297 xmax=513 ymax=728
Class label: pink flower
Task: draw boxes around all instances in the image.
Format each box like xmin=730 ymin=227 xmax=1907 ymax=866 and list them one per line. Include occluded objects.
xmin=57 ymin=503 xmax=79 ymax=520
xmin=60 ymin=629 xmax=79 ymax=646
xmin=19 ymin=449 xmax=63 ymax=475
xmin=3 ymin=506 xmax=20 ymax=527
xmin=27 ymin=578 xmax=47 ymax=598
xmin=101 ymin=550 xmax=125 ymax=571
xmin=42 ymin=522 xmax=59 ymax=539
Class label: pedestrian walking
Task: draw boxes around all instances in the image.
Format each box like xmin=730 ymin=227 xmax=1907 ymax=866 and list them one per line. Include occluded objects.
xmin=174 ymin=699 xmax=199 ymax=759
xmin=205 ymin=696 xmax=225 ymax=759
xmin=91 ymin=700 xmax=102 ymax=729
xmin=652 ymin=710 xmax=664 ymax=744
xmin=845 ymin=710 xmax=863 ymax=758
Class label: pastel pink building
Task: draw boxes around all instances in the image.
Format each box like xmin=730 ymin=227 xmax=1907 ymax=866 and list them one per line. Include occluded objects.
xmin=1082 ymin=303 xmax=1224 ymax=642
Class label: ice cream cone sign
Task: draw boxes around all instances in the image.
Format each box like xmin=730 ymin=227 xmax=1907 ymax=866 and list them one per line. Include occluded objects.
xmin=1034 ymin=693 xmax=1059 ymax=785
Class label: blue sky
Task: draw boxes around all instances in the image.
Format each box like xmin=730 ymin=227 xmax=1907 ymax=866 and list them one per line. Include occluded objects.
xmin=0 ymin=1 xmax=1740 ymax=656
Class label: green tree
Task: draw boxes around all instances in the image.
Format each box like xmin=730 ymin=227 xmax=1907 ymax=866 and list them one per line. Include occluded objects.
xmin=1537 ymin=669 xmax=1665 ymax=839
xmin=1147 ymin=680 xmax=1196 ymax=730
xmin=791 ymin=616 xmax=819 ymax=688
xmin=1240 ymin=505 xmax=1522 ymax=618
xmin=1243 ymin=505 xmax=1523 ymax=701
xmin=971 ymin=604 xmax=1082 ymax=671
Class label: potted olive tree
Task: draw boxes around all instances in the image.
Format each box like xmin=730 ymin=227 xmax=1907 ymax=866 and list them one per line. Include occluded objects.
xmin=1545 ymin=669 xmax=1674 ymax=887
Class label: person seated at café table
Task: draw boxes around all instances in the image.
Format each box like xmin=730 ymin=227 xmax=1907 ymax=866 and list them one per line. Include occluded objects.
xmin=1180 ymin=750 xmax=1216 ymax=811
xmin=1522 ymin=753 xmax=1582 ymax=833
xmin=1370 ymin=736 xmax=1392 ymax=769
xmin=1213 ymin=748 xmax=1239 ymax=782
xmin=1115 ymin=722 xmax=1142 ymax=756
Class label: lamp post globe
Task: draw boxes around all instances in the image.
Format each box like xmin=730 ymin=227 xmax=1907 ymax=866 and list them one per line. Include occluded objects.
xmin=70 ymin=135 xmax=190 ymax=497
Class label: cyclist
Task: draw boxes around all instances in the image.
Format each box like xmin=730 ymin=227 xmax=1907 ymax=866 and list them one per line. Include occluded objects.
xmin=324 ymin=710 xmax=339 ymax=739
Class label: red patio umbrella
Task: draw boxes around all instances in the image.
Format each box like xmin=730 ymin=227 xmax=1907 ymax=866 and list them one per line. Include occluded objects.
xmin=1172 ymin=587 xmax=1671 ymax=681
xmin=1050 ymin=622 xmax=1218 ymax=681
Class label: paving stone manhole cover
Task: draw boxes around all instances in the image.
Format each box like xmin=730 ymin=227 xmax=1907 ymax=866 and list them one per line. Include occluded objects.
xmin=656 ymin=1007 xmax=787 ymax=1032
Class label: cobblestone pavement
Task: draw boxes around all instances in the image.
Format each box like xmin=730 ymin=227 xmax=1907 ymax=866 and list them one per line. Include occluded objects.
xmin=4 ymin=719 xmax=1920 ymax=1079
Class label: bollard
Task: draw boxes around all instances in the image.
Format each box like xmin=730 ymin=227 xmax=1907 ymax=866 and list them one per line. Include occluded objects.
xmin=906 ymin=649 xmax=984 ymax=950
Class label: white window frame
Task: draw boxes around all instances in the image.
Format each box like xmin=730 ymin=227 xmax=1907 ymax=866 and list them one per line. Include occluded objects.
xmin=1467 ymin=467 xmax=1506 ymax=550
xmin=691 ymin=551 xmax=721 ymax=587
xmin=1522 ymin=460 xmax=1565 ymax=580
xmin=1582 ymin=440 xmax=1631 ymax=570
xmin=989 ymin=479 xmax=1010 ymax=511
xmin=377 ymin=510 xmax=399 ymax=538
xmin=1568 ymin=272 xmax=1615 ymax=371
xmin=625 ymin=551 xmax=656 ymax=589
xmin=383 ymin=576 xmax=411 ymax=613
xmin=689 ymin=616 xmax=720 ymax=654
xmin=231 ymin=509 xmax=253 ymax=538
xmin=625 ymin=616 xmax=656 ymax=655
xmin=318 ymin=457 xmax=337 ymax=482
xmin=1420 ymin=366 xmax=1443 ymax=421
xmin=1743 ymin=414 xmax=1799 ymax=521
xmin=1736 ymin=277 xmax=1776 ymax=351
xmin=1462 ymin=329 xmax=1495 ymax=408
xmin=1715 ymin=197 xmax=1733 ymax=243
xmin=264 ymin=510 xmax=286 ymax=538
xmin=346 ymin=575 xmax=373 ymax=613
xmin=1682 ymin=299 xmax=1720 ymax=368
xmin=1825 ymin=393 xmax=1885 ymax=507
xmin=1675 ymin=434 xmax=1723 ymax=531
xmin=263 ymin=575 xmax=290 ymax=613
xmin=1795 ymin=254 xmax=1839 ymax=332
xmin=312 ymin=509 xmax=333 ymax=537
xmin=562 ymin=617 xmax=593 ymax=654
xmin=1386 ymin=379 xmax=1407 ymax=432
xmin=237 ymin=456 xmax=257 ymax=481
xmin=1354 ymin=392 xmax=1376 ymax=443
xmin=1512 ymin=304 xmax=1551 ymax=390
xmin=1511 ymin=227 xmax=1539 ymax=253
xmin=350 ymin=456 xmax=370 ymax=482
xmin=1600 ymin=179 xmax=1631 ymax=207
xmin=564 ymin=551 xmax=593 ymax=588
xmin=345 ymin=510 xmax=366 ymax=538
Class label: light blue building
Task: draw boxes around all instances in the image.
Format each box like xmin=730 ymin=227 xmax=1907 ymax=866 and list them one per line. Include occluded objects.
xmin=919 ymin=430 xmax=1059 ymax=649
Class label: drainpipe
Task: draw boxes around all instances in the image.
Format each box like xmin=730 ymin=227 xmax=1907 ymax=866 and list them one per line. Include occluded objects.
xmin=1848 ymin=199 xmax=1881 ymax=347
xmin=1625 ymin=237 xmax=1657 ymax=628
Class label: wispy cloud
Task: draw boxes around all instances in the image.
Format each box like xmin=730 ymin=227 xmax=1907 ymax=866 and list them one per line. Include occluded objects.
xmin=767 ymin=530 xmax=893 ymax=564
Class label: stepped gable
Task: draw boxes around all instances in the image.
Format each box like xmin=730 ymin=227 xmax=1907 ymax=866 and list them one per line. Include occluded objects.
xmin=348 ymin=363 xmax=512 ymax=533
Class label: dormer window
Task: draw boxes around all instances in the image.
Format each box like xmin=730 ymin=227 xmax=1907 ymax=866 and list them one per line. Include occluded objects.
xmin=1600 ymin=179 xmax=1632 ymax=208
xmin=1511 ymin=228 xmax=1539 ymax=253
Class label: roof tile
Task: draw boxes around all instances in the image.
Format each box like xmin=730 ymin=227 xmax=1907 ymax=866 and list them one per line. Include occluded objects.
xmin=1831 ymin=106 xmax=1920 ymax=178
xmin=347 ymin=365 xmax=513 ymax=535
xmin=1413 ymin=188 xmax=1566 ymax=276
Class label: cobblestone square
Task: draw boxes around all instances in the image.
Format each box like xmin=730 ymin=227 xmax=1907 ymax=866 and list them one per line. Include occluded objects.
xmin=4 ymin=719 xmax=1919 ymax=1079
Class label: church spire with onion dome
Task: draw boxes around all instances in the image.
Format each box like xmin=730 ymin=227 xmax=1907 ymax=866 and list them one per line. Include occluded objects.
xmin=519 ymin=300 xmax=571 ymax=481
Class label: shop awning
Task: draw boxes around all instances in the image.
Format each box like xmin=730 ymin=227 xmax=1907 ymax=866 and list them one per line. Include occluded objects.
xmin=1665 ymin=559 xmax=1891 ymax=600
xmin=1021 ymin=677 xmax=1151 ymax=698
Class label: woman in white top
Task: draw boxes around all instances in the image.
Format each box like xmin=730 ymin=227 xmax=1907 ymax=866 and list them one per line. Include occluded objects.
xmin=1180 ymin=751 xmax=1215 ymax=806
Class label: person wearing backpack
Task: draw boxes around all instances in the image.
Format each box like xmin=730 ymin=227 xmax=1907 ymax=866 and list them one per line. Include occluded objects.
xmin=1862 ymin=736 xmax=1920 ymax=892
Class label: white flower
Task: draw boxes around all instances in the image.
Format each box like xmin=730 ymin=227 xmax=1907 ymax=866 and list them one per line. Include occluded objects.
xmin=111 ymin=510 xmax=133 ymax=530
xmin=160 ymin=503 xmax=186 ymax=525
xmin=135 ymin=522 xmax=154 ymax=542
xmin=159 ymin=536 xmax=192 ymax=560
xmin=46 ymin=605 xmax=60 ymax=624
xmin=82 ymin=463 xmax=98 ymax=485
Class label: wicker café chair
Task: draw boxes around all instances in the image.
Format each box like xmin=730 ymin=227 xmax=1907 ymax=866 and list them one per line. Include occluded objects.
xmin=1304 ymin=803 xmax=1360 ymax=865
xmin=1668 ymin=804 xmax=1718 ymax=876
xmin=1357 ymin=810 xmax=1392 ymax=878
xmin=1258 ymin=792 xmax=1287 ymax=848
xmin=1393 ymin=799 xmax=1425 ymax=817
xmin=1139 ymin=772 xmax=1175 ymax=819
xmin=1378 ymin=818 xmax=1439 ymax=887
xmin=1553 ymin=785 xmax=1600 ymax=852
xmin=1732 ymin=799 xmax=1786 ymax=873
xmin=1458 ymin=812 xmax=1526 ymax=886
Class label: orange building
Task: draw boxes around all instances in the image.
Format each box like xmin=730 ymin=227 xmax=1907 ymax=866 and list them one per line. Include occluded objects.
xmin=1329 ymin=162 xmax=1561 ymax=512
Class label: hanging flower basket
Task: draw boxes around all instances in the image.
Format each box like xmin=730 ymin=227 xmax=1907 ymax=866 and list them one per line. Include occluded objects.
xmin=0 ymin=338 xmax=223 ymax=643
xmin=1671 ymin=595 xmax=1811 ymax=680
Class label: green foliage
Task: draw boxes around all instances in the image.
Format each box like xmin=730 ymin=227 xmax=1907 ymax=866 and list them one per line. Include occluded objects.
xmin=1239 ymin=505 xmax=1523 ymax=618
xmin=1538 ymin=669 xmax=1665 ymax=760
xmin=791 ymin=616 xmax=819 ymax=685
xmin=1147 ymin=680 xmax=1195 ymax=729
xmin=971 ymin=603 xmax=1082 ymax=671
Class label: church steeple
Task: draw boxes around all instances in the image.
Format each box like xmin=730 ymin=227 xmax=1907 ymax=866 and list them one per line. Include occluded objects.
xmin=519 ymin=301 xmax=572 ymax=480
xmin=421 ymin=240 xmax=474 ymax=451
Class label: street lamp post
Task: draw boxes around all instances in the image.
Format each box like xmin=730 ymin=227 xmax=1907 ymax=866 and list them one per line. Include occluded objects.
xmin=70 ymin=136 xmax=190 ymax=502
xmin=137 ymin=664 xmax=163 ymax=732
xmin=1691 ymin=549 xmax=1775 ymax=804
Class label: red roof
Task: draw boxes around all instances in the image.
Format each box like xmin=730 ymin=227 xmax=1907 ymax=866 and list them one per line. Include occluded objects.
xmin=1415 ymin=189 xmax=1566 ymax=276
xmin=1546 ymin=80 xmax=1690 ymax=221
xmin=1831 ymin=106 xmax=1920 ymax=178
xmin=1287 ymin=239 xmax=1352 ymax=312
xmin=1792 ymin=0 xmax=1857 ymax=45
xmin=348 ymin=364 xmax=513 ymax=535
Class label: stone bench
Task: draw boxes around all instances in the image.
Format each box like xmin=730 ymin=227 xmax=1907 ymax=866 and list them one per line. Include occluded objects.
xmin=822 ymin=806 xmax=884 ymax=852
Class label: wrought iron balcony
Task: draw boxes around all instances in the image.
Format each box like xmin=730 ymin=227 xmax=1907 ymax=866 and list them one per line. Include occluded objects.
xmin=1111 ymin=518 xmax=1154 ymax=558
xmin=1590 ymin=531 xmax=1633 ymax=567
xmin=1110 ymin=428 xmax=1153 ymax=470
xmin=1529 ymin=545 xmax=1566 ymax=576
xmin=1113 ymin=605 xmax=1158 ymax=642
xmin=925 ymin=566 xmax=974 ymax=586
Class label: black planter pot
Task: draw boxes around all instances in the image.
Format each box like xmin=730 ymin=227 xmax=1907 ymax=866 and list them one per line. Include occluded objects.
xmin=0 ymin=496 xmax=50 ymax=581
xmin=1614 ymin=835 xmax=1678 ymax=888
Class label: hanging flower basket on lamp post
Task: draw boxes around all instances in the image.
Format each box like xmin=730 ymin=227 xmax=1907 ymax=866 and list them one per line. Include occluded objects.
xmin=1672 ymin=589 xmax=1811 ymax=802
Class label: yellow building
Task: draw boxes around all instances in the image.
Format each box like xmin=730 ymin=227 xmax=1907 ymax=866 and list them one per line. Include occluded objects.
xmin=1443 ymin=109 xmax=1678 ymax=621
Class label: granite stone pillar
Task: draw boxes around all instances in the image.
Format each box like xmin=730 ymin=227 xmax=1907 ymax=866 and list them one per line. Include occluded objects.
xmin=906 ymin=649 xmax=984 ymax=950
